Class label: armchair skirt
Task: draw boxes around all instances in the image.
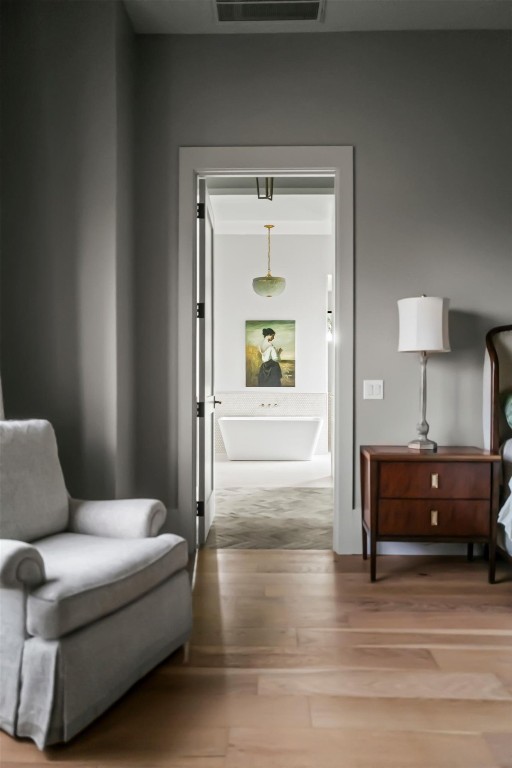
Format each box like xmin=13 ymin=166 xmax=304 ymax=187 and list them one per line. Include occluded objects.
xmin=16 ymin=572 xmax=191 ymax=748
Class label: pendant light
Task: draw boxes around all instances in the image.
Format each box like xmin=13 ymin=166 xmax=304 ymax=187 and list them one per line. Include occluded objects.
xmin=252 ymin=224 xmax=286 ymax=297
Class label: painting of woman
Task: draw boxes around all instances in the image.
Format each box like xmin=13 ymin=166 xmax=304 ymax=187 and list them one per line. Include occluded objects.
xmin=258 ymin=327 xmax=283 ymax=387
xmin=245 ymin=320 xmax=295 ymax=387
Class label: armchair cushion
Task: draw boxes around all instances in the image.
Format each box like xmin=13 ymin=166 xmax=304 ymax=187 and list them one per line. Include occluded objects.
xmin=0 ymin=420 xmax=68 ymax=542
xmin=68 ymin=498 xmax=166 ymax=538
xmin=27 ymin=532 xmax=188 ymax=640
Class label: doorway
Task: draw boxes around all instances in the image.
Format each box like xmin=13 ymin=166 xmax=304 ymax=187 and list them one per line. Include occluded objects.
xmin=178 ymin=146 xmax=355 ymax=555
xmin=204 ymin=175 xmax=335 ymax=549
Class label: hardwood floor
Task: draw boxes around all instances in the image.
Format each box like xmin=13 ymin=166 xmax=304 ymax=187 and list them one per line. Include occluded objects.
xmin=1 ymin=552 xmax=511 ymax=767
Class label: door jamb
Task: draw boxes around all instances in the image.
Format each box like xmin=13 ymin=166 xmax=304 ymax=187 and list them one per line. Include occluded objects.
xmin=178 ymin=146 xmax=355 ymax=554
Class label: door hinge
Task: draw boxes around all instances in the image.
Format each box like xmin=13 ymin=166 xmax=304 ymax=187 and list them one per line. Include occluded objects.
xmin=196 ymin=302 xmax=205 ymax=319
xmin=197 ymin=203 xmax=205 ymax=219
xmin=196 ymin=501 xmax=205 ymax=517
xmin=196 ymin=401 xmax=204 ymax=418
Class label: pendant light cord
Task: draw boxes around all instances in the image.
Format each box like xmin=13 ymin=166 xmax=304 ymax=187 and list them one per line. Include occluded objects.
xmin=265 ymin=224 xmax=274 ymax=277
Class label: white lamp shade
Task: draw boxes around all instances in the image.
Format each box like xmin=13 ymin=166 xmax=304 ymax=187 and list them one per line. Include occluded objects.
xmin=398 ymin=296 xmax=451 ymax=353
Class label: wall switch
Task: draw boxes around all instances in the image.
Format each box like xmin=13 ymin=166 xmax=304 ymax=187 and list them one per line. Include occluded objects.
xmin=363 ymin=380 xmax=384 ymax=400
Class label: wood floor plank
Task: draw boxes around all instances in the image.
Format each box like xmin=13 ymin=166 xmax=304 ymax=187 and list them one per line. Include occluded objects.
xmin=186 ymin=645 xmax=438 ymax=670
xmin=0 ymin=762 xmax=224 ymax=768
xmin=0 ymin=750 xmax=95 ymax=768
xmin=297 ymin=627 xmax=512 ymax=649
xmin=224 ymin=727 xmax=497 ymax=767
xmin=192 ymin=599 xmax=350 ymax=629
xmin=431 ymin=648 xmax=512 ymax=692
xmin=258 ymin=669 xmax=512 ymax=699
xmin=96 ymin=762 xmax=226 ymax=768
xmin=93 ymin=690 xmax=310 ymax=730
xmin=46 ymin=725 xmax=229 ymax=762
xmin=190 ymin=628 xmax=298 ymax=648
xmin=347 ymin=610 xmax=512 ymax=630
xmin=431 ymin=648 xmax=512 ymax=674
xmin=136 ymin=669 xmax=258 ymax=695
xmin=193 ymin=581 xmax=267 ymax=598
xmin=309 ymin=695 xmax=512 ymax=732
xmin=264 ymin=577 xmax=512 ymax=599
xmin=484 ymin=733 xmax=512 ymax=768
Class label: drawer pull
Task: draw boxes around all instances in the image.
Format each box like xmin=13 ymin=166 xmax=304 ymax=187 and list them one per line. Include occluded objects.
xmin=431 ymin=473 xmax=439 ymax=489
xmin=430 ymin=510 xmax=439 ymax=526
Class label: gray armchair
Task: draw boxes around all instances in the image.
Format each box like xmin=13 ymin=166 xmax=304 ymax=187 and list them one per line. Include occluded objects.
xmin=0 ymin=419 xmax=192 ymax=749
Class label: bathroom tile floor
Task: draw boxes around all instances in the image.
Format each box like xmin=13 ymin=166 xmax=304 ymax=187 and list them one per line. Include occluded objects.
xmin=206 ymin=487 xmax=333 ymax=549
xmin=210 ymin=455 xmax=333 ymax=549
xmin=215 ymin=453 xmax=333 ymax=489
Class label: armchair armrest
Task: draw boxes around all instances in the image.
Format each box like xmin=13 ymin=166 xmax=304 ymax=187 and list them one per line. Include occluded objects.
xmin=68 ymin=498 xmax=167 ymax=539
xmin=0 ymin=540 xmax=46 ymax=588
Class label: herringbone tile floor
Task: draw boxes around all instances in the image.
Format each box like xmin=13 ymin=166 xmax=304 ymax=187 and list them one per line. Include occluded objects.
xmin=205 ymin=487 xmax=333 ymax=549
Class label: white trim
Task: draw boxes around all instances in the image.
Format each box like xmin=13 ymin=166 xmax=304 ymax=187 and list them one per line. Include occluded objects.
xmin=178 ymin=146 xmax=355 ymax=554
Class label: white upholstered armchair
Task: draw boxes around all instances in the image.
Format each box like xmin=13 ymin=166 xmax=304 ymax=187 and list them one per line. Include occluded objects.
xmin=0 ymin=419 xmax=192 ymax=749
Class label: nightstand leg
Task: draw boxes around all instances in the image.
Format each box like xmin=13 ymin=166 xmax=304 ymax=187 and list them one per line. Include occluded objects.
xmin=370 ymin=536 xmax=377 ymax=582
xmin=467 ymin=543 xmax=474 ymax=562
xmin=488 ymin=540 xmax=496 ymax=584
xmin=362 ymin=525 xmax=367 ymax=560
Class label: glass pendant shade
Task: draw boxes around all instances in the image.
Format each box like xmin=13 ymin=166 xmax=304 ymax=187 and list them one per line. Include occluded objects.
xmin=252 ymin=275 xmax=286 ymax=297
xmin=252 ymin=224 xmax=286 ymax=298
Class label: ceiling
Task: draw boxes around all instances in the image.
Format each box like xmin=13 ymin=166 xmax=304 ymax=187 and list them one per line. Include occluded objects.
xmin=124 ymin=0 xmax=512 ymax=34
xmin=207 ymin=176 xmax=335 ymax=234
xmin=207 ymin=175 xmax=334 ymax=235
xmin=207 ymin=176 xmax=334 ymax=194
xmin=209 ymin=194 xmax=335 ymax=234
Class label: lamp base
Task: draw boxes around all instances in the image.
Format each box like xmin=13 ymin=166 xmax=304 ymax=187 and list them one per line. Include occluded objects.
xmin=408 ymin=437 xmax=437 ymax=452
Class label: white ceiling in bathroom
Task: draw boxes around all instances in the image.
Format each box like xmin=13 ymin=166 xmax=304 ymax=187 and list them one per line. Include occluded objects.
xmin=209 ymin=194 xmax=335 ymax=235
xmin=207 ymin=176 xmax=335 ymax=194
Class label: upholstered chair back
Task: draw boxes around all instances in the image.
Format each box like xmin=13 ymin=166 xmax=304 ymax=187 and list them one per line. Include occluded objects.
xmin=483 ymin=327 xmax=512 ymax=450
xmin=0 ymin=420 xmax=69 ymax=541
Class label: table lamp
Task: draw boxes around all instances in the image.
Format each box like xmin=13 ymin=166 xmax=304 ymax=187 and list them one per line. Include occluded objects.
xmin=398 ymin=295 xmax=451 ymax=451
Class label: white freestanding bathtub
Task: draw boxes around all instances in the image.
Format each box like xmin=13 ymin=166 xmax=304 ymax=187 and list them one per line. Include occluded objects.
xmin=218 ymin=416 xmax=323 ymax=461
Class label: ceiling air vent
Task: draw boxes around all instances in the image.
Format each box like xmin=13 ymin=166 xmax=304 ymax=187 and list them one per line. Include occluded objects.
xmin=215 ymin=0 xmax=325 ymax=23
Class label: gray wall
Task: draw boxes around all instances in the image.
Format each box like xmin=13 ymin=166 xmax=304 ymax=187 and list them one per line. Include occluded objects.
xmin=134 ymin=31 xmax=511 ymax=510
xmin=1 ymin=0 xmax=136 ymax=499
xmin=2 ymin=8 xmax=511 ymax=517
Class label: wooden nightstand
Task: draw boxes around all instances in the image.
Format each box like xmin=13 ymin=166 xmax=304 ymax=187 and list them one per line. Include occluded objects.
xmin=360 ymin=446 xmax=501 ymax=583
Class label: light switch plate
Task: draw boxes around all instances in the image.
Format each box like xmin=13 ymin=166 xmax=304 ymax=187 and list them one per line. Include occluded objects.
xmin=363 ymin=380 xmax=384 ymax=400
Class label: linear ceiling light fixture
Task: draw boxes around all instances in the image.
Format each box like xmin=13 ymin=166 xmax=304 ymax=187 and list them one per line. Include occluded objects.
xmin=215 ymin=1 xmax=325 ymax=23
xmin=256 ymin=177 xmax=274 ymax=200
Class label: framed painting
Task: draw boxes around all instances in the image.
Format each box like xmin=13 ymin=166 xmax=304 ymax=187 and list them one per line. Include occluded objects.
xmin=245 ymin=320 xmax=296 ymax=388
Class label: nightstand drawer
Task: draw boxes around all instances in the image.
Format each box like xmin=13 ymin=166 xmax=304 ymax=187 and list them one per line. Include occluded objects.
xmin=378 ymin=500 xmax=490 ymax=537
xmin=379 ymin=462 xmax=490 ymax=499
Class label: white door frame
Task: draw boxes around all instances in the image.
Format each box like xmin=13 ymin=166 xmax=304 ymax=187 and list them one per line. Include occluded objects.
xmin=178 ymin=146 xmax=356 ymax=554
